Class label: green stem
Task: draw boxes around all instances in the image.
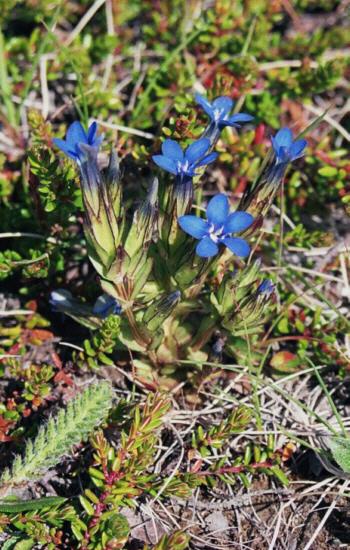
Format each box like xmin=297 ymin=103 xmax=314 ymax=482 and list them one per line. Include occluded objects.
xmin=117 ymin=284 xmax=150 ymax=348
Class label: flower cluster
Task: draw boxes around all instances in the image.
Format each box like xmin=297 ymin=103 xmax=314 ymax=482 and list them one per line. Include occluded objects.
xmin=150 ymin=94 xmax=255 ymax=257
xmin=48 ymin=89 xmax=310 ymax=367
xmin=52 ymin=96 xmax=307 ymax=263
xmin=51 ymin=93 xmax=307 ymax=353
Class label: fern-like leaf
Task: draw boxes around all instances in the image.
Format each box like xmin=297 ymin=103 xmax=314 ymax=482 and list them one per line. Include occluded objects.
xmin=0 ymin=381 xmax=113 ymax=490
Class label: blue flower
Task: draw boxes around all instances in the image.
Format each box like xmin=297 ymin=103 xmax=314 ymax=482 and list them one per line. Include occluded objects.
xmin=53 ymin=121 xmax=103 ymax=163
xmin=152 ymin=138 xmax=217 ymax=179
xmin=257 ymin=279 xmax=275 ymax=295
xmin=93 ymin=294 xmax=121 ymax=318
xmin=178 ymin=194 xmax=254 ymax=258
xmin=271 ymin=128 xmax=307 ymax=165
xmin=195 ymin=94 xmax=254 ymax=129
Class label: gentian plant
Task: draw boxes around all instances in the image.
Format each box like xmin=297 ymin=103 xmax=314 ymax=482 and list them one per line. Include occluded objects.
xmin=52 ymin=94 xmax=306 ymax=374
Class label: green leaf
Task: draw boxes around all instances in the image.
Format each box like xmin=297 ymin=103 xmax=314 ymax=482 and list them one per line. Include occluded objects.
xmin=318 ymin=166 xmax=338 ymax=178
xmin=79 ymin=495 xmax=95 ymax=516
xmin=71 ymin=523 xmax=84 ymax=541
xmin=328 ymin=436 xmax=350 ymax=473
xmin=14 ymin=541 xmax=35 ymax=550
xmin=104 ymin=512 xmax=130 ymax=539
xmin=2 ymin=537 xmax=22 ymax=550
xmin=97 ymin=351 xmax=115 ymax=365
xmin=269 ymin=465 xmax=289 ymax=486
xmin=0 ymin=496 xmax=67 ymax=513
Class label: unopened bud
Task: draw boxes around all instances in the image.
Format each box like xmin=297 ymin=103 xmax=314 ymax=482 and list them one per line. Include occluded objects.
xmin=79 ymin=144 xmax=122 ymax=271
xmin=124 ymin=177 xmax=159 ymax=257
xmin=143 ymin=290 xmax=181 ymax=332
xmin=238 ymin=150 xmax=287 ymax=222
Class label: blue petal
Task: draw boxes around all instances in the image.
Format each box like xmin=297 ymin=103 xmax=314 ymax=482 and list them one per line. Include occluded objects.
xmin=87 ymin=121 xmax=98 ymax=144
xmin=273 ymin=145 xmax=289 ymax=164
xmin=224 ymin=211 xmax=254 ymax=234
xmin=66 ymin=121 xmax=87 ymax=147
xmin=178 ymin=215 xmax=209 ymax=239
xmin=185 ymin=138 xmax=210 ymax=164
xmin=206 ymin=194 xmax=229 ymax=226
xmin=196 ymin=151 xmax=218 ymax=167
xmin=223 ymin=237 xmax=250 ymax=257
xmin=195 ymin=93 xmax=214 ymax=118
xmin=226 ymin=113 xmax=254 ymax=126
xmin=271 ymin=135 xmax=288 ymax=163
xmin=93 ymin=134 xmax=104 ymax=147
xmin=152 ymin=155 xmax=178 ymax=174
xmin=52 ymin=138 xmax=78 ymax=160
xmin=162 ymin=139 xmax=184 ymax=161
xmin=289 ymin=139 xmax=307 ymax=160
xmin=196 ymin=237 xmax=218 ymax=257
xmin=273 ymin=128 xmax=293 ymax=148
xmin=212 ymin=96 xmax=233 ymax=116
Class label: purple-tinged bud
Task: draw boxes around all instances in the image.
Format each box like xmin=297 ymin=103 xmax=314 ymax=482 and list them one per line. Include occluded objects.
xmin=257 ymin=279 xmax=275 ymax=295
xmin=93 ymin=294 xmax=122 ymax=317
xmin=50 ymin=289 xmax=102 ymax=329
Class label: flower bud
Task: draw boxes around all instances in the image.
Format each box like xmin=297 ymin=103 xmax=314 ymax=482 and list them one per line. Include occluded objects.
xmin=174 ymin=175 xmax=194 ymax=218
xmin=213 ymin=259 xmax=263 ymax=316
xmin=79 ymin=144 xmax=122 ymax=273
xmin=222 ymin=278 xmax=275 ymax=334
xmin=50 ymin=289 xmax=102 ymax=329
xmin=92 ymin=294 xmax=121 ymax=317
xmin=238 ymin=151 xmax=287 ymax=221
xmin=124 ymin=177 xmax=159 ymax=258
xmin=257 ymin=279 xmax=275 ymax=296
xmin=142 ymin=290 xmax=181 ymax=332
xmin=104 ymin=149 xmax=122 ymax=219
xmin=238 ymin=127 xmax=306 ymax=226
